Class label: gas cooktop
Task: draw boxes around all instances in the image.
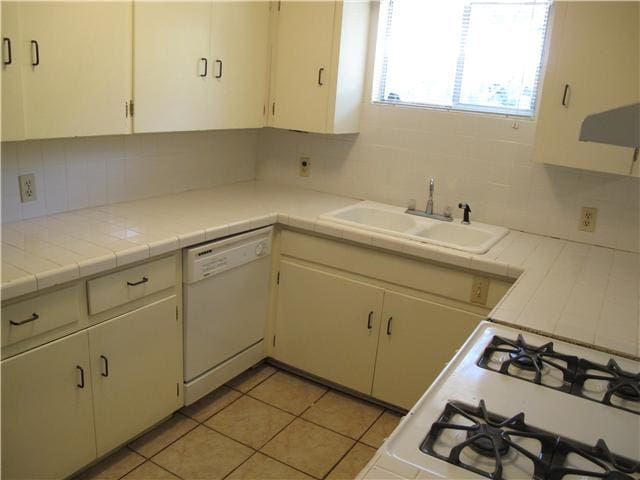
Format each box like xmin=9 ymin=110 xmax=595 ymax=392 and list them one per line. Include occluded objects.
xmin=478 ymin=334 xmax=640 ymax=414
xmin=370 ymin=322 xmax=640 ymax=480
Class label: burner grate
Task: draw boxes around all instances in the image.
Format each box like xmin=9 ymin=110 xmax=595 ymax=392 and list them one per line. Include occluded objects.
xmin=420 ymin=400 xmax=640 ymax=480
xmin=477 ymin=334 xmax=579 ymax=393
xmin=572 ymin=359 xmax=640 ymax=414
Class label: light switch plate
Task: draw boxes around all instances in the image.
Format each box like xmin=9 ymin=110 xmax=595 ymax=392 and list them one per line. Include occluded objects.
xmin=470 ymin=276 xmax=490 ymax=305
xmin=19 ymin=174 xmax=36 ymax=203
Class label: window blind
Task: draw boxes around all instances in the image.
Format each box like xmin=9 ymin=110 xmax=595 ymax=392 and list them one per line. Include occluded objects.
xmin=372 ymin=0 xmax=551 ymax=117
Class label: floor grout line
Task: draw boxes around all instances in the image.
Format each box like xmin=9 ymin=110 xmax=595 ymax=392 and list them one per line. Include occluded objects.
xmin=97 ymin=364 xmax=385 ymax=480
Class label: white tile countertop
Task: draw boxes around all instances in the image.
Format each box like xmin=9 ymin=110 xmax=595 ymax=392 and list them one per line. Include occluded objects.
xmin=2 ymin=181 xmax=638 ymax=358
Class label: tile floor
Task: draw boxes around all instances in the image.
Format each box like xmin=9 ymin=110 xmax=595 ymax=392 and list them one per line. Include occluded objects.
xmin=75 ymin=364 xmax=402 ymax=480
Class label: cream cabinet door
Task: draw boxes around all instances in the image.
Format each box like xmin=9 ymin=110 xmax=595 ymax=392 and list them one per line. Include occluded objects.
xmin=273 ymin=261 xmax=384 ymax=394
xmin=209 ymin=1 xmax=269 ymax=129
xmin=18 ymin=1 xmax=132 ymax=139
xmin=89 ymin=295 xmax=181 ymax=456
xmin=270 ymin=1 xmax=336 ymax=133
xmin=1 ymin=331 xmax=97 ymax=480
xmin=372 ymin=291 xmax=481 ymax=410
xmin=1 ymin=1 xmax=25 ymax=141
xmin=534 ymin=2 xmax=640 ymax=176
xmin=133 ymin=1 xmax=214 ymax=133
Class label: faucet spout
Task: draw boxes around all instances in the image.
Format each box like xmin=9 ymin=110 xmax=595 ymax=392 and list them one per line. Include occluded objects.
xmin=426 ymin=178 xmax=434 ymax=214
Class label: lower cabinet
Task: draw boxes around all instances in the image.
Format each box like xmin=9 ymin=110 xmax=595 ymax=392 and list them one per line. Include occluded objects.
xmin=1 ymin=294 xmax=181 ymax=479
xmin=274 ymin=261 xmax=384 ymax=394
xmin=372 ymin=291 xmax=482 ymax=409
xmin=272 ymin=260 xmax=483 ymax=410
xmin=1 ymin=330 xmax=96 ymax=479
xmin=89 ymin=295 xmax=181 ymax=455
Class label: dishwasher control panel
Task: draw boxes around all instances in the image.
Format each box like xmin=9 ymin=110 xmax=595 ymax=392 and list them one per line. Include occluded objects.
xmin=183 ymin=227 xmax=272 ymax=284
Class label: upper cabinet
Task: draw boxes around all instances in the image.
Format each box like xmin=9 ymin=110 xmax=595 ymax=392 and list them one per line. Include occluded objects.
xmin=534 ymin=2 xmax=640 ymax=176
xmin=1 ymin=2 xmax=25 ymax=141
xmin=133 ymin=1 xmax=269 ymax=134
xmin=268 ymin=1 xmax=370 ymax=134
xmin=2 ymin=1 xmax=133 ymax=140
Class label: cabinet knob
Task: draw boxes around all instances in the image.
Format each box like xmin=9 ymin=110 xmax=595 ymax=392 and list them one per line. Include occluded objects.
xmin=127 ymin=276 xmax=149 ymax=286
xmin=30 ymin=40 xmax=40 ymax=67
xmin=367 ymin=311 xmax=373 ymax=330
xmin=386 ymin=316 xmax=393 ymax=336
xmin=318 ymin=67 xmax=325 ymax=86
xmin=200 ymin=57 xmax=208 ymax=77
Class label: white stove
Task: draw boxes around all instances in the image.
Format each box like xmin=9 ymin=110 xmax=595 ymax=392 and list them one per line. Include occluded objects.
xmin=360 ymin=321 xmax=640 ymax=480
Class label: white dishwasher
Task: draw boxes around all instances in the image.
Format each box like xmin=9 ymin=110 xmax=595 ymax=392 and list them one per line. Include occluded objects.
xmin=182 ymin=227 xmax=272 ymax=405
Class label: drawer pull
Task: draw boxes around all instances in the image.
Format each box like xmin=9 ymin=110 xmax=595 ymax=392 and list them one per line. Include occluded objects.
xmin=127 ymin=276 xmax=149 ymax=286
xmin=77 ymin=366 xmax=85 ymax=388
xmin=9 ymin=312 xmax=39 ymax=326
xmin=386 ymin=316 xmax=393 ymax=336
xmin=100 ymin=355 xmax=109 ymax=377
xmin=367 ymin=311 xmax=374 ymax=330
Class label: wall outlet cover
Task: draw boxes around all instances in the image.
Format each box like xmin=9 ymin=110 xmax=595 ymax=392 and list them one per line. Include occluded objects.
xmin=19 ymin=174 xmax=37 ymax=203
xmin=299 ymin=157 xmax=311 ymax=177
xmin=578 ymin=206 xmax=597 ymax=232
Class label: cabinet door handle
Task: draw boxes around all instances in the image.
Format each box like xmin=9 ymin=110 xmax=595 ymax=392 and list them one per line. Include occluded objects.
xmin=100 ymin=355 xmax=109 ymax=377
xmin=215 ymin=59 xmax=223 ymax=79
xmin=3 ymin=37 xmax=11 ymax=65
xmin=9 ymin=312 xmax=39 ymax=326
xmin=561 ymin=84 xmax=570 ymax=107
xmin=30 ymin=40 xmax=39 ymax=66
xmin=200 ymin=57 xmax=208 ymax=77
xmin=127 ymin=276 xmax=148 ymax=286
xmin=318 ymin=67 xmax=325 ymax=86
xmin=367 ymin=311 xmax=373 ymax=330
xmin=386 ymin=316 xmax=393 ymax=336
xmin=77 ymin=366 xmax=85 ymax=388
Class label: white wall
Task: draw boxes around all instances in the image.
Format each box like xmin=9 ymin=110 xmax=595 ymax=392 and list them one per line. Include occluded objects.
xmin=256 ymin=103 xmax=640 ymax=253
xmin=1 ymin=129 xmax=258 ymax=223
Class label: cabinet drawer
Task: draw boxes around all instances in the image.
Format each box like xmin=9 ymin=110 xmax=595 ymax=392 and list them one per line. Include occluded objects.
xmin=87 ymin=256 xmax=176 ymax=315
xmin=2 ymin=284 xmax=83 ymax=347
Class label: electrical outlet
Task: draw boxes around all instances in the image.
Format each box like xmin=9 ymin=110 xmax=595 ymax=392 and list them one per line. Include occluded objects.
xmin=299 ymin=156 xmax=311 ymax=177
xmin=18 ymin=174 xmax=37 ymax=203
xmin=578 ymin=206 xmax=597 ymax=232
xmin=470 ymin=276 xmax=490 ymax=305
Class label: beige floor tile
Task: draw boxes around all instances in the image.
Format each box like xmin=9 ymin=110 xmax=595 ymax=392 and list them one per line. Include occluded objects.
xmin=122 ymin=461 xmax=180 ymax=479
xmin=129 ymin=413 xmax=198 ymax=458
xmin=261 ymin=418 xmax=354 ymax=479
xmin=227 ymin=453 xmax=314 ymax=480
xmin=248 ymin=371 xmax=328 ymax=415
xmin=302 ymin=390 xmax=383 ymax=439
xmin=360 ymin=411 xmax=402 ymax=449
xmin=205 ymin=395 xmax=294 ymax=449
xmin=180 ymin=385 xmax=242 ymax=423
xmin=326 ymin=443 xmax=377 ymax=480
xmin=227 ymin=363 xmax=278 ymax=393
xmin=152 ymin=425 xmax=252 ymax=479
xmin=74 ymin=448 xmax=145 ymax=480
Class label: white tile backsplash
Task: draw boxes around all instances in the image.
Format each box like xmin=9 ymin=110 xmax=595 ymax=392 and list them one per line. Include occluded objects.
xmin=1 ymin=129 xmax=259 ymax=222
xmin=256 ymin=103 xmax=640 ymax=253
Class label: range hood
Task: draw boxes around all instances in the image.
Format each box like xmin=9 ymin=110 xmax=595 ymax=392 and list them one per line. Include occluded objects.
xmin=579 ymin=103 xmax=640 ymax=148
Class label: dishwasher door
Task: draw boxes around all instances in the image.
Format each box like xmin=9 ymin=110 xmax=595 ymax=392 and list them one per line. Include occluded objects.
xmin=183 ymin=227 xmax=272 ymax=401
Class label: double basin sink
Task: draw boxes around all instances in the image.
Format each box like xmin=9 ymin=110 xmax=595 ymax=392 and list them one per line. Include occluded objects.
xmin=320 ymin=202 xmax=508 ymax=254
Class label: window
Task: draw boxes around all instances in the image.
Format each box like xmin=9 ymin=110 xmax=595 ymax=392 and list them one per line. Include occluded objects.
xmin=372 ymin=0 xmax=551 ymax=116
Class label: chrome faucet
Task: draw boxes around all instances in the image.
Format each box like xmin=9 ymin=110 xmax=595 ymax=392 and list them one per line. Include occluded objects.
xmin=406 ymin=178 xmax=453 ymax=222
xmin=426 ymin=178 xmax=434 ymax=215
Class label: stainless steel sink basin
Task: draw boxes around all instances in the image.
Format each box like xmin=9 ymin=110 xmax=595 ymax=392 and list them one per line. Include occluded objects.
xmin=320 ymin=202 xmax=508 ymax=254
